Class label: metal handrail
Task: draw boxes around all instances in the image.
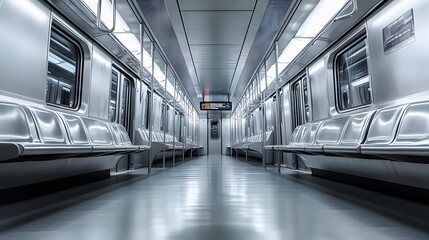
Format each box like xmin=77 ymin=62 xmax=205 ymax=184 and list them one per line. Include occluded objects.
xmin=334 ymin=0 xmax=358 ymax=22
xmin=302 ymin=0 xmax=358 ymax=48
xmin=97 ymin=0 xmax=117 ymax=33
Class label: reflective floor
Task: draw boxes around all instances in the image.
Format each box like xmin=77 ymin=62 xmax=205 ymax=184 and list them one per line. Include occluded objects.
xmin=0 ymin=155 xmax=429 ymax=240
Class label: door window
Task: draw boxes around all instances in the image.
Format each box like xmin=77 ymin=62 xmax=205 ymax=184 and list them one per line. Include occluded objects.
xmin=210 ymin=120 xmax=220 ymax=140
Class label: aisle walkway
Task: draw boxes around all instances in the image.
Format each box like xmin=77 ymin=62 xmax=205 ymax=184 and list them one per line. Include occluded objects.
xmin=0 ymin=155 xmax=428 ymax=240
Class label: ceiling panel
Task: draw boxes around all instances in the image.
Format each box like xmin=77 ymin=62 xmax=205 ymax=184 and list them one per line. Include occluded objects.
xmin=139 ymin=0 xmax=284 ymax=113
xmin=191 ymin=44 xmax=241 ymax=69
xmin=179 ymin=0 xmax=256 ymax=11
xmin=198 ymin=69 xmax=234 ymax=93
xmin=182 ymin=11 xmax=252 ymax=45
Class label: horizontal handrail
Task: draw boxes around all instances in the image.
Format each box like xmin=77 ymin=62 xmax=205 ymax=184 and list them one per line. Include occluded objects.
xmin=334 ymin=0 xmax=358 ymax=22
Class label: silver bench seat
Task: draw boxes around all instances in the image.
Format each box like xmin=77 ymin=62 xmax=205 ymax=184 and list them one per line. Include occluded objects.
xmin=242 ymin=131 xmax=274 ymax=158
xmin=135 ymin=127 xmax=184 ymax=162
xmin=277 ymin=124 xmax=310 ymax=154
xmin=323 ymin=111 xmax=375 ymax=158
xmin=264 ymin=125 xmax=304 ymax=152
xmin=277 ymin=112 xmax=373 ymax=158
xmin=360 ymin=103 xmax=429 ymax=162
xmin=0 ymin=105 xmax=94 ymax=162
xmin=109 ymin=123 xmax=149 ymax=153
xmin=81 ymin=118 xmax=122 ymax=156
xmin=0 ymin=102 xmax=143 ymax=162
xmin=359 ymin=105 xmax=407 ymax=159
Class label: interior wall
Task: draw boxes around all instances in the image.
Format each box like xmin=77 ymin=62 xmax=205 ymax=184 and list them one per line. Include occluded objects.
xmin=199 ymin=116 xmax=231 ymax=155
xmin=199 ymin=118 xmax=208 ymax=155
xmin=222 ymin=118 xmax=231 ymax=155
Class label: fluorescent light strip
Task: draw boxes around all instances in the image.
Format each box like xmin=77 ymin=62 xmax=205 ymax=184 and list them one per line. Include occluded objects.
xmin=278 ymin=38 xmax=312 ymax=64
xmin=276 ymin=37 xmax=312 ymax=74
xmin=260 ymin=77 xmax=266 ymax=92
xmin=295 ymin=0 xmax=349 ymax=38
xmin=266 ymin=65 xmax=276 ymax=87
xmin=80 ymin=0 xmax=189 ymax=105
xmin=261 ymin=0 xmax=349 ymax=90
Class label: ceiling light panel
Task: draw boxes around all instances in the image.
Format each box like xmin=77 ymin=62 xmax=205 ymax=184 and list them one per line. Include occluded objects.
xmin=179 ymin=0 xmax=255 ymax=11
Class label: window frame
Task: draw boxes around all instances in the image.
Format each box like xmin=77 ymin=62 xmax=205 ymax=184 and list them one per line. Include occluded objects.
xmin=109 ymin=69 xmax=119 ymax=122
xmin=46 ymin=24 xmax=83 ymax=110
xmin=333 ymin=35 xmax=372 ymax=113
xmin=290 ymin=73 xmax=309 ymax=127
xmin=145 ymin=90 xmax=151 ymax=129
xmin=210 ymin=120 xmax=221 ymax=140
xmin=118 ymin=75 xmax=132 ymax=130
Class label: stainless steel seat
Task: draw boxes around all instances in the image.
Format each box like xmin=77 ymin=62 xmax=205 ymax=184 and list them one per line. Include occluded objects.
xmin=360 ymin=103 xmax=429 ymax=162
xmin=0 ymin=101 xmax=144 ymax=163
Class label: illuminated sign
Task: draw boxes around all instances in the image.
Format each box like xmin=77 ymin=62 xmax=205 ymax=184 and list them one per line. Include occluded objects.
xmin=200 ymin=102 xmax=232 ymax=111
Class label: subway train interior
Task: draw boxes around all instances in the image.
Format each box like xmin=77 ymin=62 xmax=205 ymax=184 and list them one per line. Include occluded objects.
xmin=1 ymin=0 xmax=429 ymax=239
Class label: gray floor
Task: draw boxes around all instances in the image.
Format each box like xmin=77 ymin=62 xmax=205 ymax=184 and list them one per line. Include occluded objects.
xmin=0 ymin=155 xmax=429 ymax=240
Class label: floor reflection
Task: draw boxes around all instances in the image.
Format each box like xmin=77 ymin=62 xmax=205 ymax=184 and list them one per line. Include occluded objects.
xmin=0 ymin=156 xmax=428 ymax=240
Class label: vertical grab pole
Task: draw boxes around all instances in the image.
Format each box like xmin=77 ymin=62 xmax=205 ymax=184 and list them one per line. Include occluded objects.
xmin=148 ymin=42 xmax=154 ymax=174
xmin=163 ymin=65 xmax=167 ymax=169
xmin=191 ymin=111 xmax=194 ymax=159
xmin=182 ymin=104 xmax=186 ymax=162
xmin=237 ymin=107 xmax=239 ymax=159
xmin=243 ymin=99 xmax=250 ymax=163
xmin=259 ymin=74 xmax=266 ymax=168
xmin=139 ymin=25 xmax=144 ymax=103
xmin=263 ymin=64 xmax=268 ymax=169
xmin=275 ymin=42 xmax=282 ymax=174
xmin=229 ymin=114 xmax=235 ymax=157
xmin=173 ymin=78 xmax=177 ymax=166
xmin=137 ymin=24 xmax=144 ymax=171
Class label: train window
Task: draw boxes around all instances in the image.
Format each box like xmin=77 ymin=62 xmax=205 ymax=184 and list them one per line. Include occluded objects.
xmin=60 ymin=87 xmax=71 ymax=105
xmin=336 ymin=38 xmax=372 ymax=111
xmin=210 ymin=120 xmax=220 ymax=140
xmin=175 ymin=111 xmax=180 ymax=139
xmin=292 ymin=81 xmax=303 ymax=127
xmin=291 ymin=76 xmax=310 ymax=127
xmin=160 ymin=103 xmax=165 ymax=131
xmin=119 ymin=77 xmax=131 ymax=129
xmin=302 ymin=77 xmax=310 ymax=122
xmin=145 ymin=91 xmax=151 ymax=129
xmin=46 ymin=28 xmax=81 ymax=108
xmin=250 ymin=114 xmax=254 ymax=136
xmin=109 ymin=71 xmax=119 ymax=122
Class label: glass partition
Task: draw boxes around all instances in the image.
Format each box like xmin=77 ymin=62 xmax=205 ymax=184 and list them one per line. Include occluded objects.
xmin=153 ymin=48 xmax=166 ymax=87
xmin=253 ymin=77 xmax=258 ymax=102
xmin=142 ymin=30 xmax=152 ymax=75
xmin=259 ymin=65 xmax=266 ymax=93
xmin=166 ymin=67 xmax=175 ymax=98
xmin=266 ymin=49 xmax=276 ymax=88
